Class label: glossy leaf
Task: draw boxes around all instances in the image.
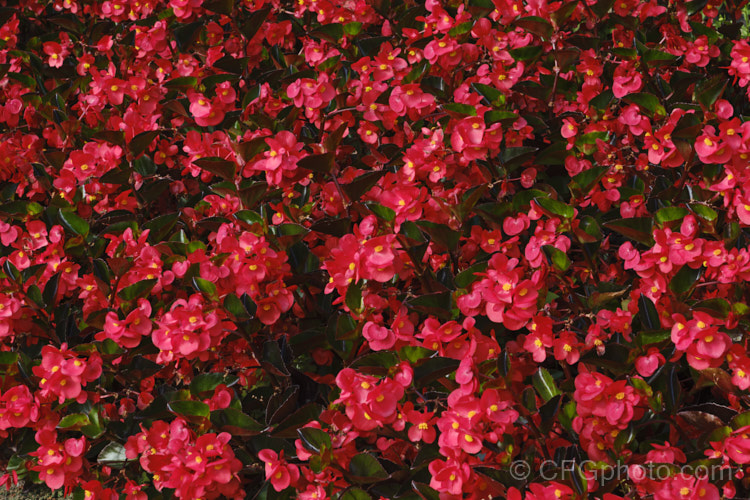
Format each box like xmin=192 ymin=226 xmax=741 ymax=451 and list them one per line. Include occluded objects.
xmin=349 ymin=453 xmax=388 ymax=481
xmin=97 ymin=442 xmax=130 ymax=468
xmin=298 ymin=427 xmax=332 ymax=453
xmin=168 ymin=400 xmax=210 ymax=418
xmin=117 ymin=279 xmax=157 ymax=301
xmin=533 ymin=368 xmax=561 ymax=402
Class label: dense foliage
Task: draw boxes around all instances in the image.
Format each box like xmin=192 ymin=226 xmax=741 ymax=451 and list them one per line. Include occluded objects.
xmin=2 ymin=0 xmax=750 ymax=498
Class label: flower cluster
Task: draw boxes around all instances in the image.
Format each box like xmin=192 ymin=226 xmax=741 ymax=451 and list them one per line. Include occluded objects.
xmin=125 ymin=419 xmax=244 ymax=499
xmin=2 ymin=0 xmax=750 ymax=498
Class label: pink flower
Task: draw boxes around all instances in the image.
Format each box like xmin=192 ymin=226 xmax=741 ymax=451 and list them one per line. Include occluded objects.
xmin=362 ymin=321 xmax=396 ymax=351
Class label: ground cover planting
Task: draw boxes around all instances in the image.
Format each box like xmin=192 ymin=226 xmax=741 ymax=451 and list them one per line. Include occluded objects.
xmin=1 ymin=0 xmax=750 ymax=498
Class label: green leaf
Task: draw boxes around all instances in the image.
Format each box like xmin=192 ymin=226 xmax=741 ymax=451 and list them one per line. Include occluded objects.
xmin=204 ymin=0 xmax=234 ymax=14
xmin=484 ymin=110 xmax=517 ymax=125
xmin=311 ymin=23 xmax=344 ymax=43
xmin=297 ymin=428 xmax=332 ymax=453
xmin=343 ymin=171 xmax=384 ymax=201
xmin=92 ymin=130 xmax=125 ymax=146
xmin=202 ymin=74 xmax=240 ymax=90
xmin=192 ymin=276 xmax=217 ymax=298
xmin=125 ymin=356 xmax=164 ymax=379
xmin=233 ymin=210 xmax=264 ymax=228
xmin=695 ymin=75 xmax=728 ymax=109
xmin=694 ymin=298 xmax=730 ymax=318
xmin=623 ymin=93 xmax=665 ymax=116
xmin=472 ymin=83 xmax=505 ymax=106
xmin=407 ymin=292 xmax=453 ymax=320
xmin=7 ymin=72 xmax=35 ymax=89
xmin=345 ymin=280 xmax=363 ymax=312
xmin=402 ymin=59 xmax=431 ymax=84
xmin=0 ymin=352 xmax=18 ymax=365
xmin=211 ymin=408 xmax=264 ymax=435
xmin=611 ymin=47 xmax=637 ymax=59
xmin=414 ymin=357 xmax=460 ymax=384
xmin=262 ymin=340 xmax=290 ymax=376
xmin=638 ymin=294 xmax=660 ymax=330
xmin=59 ymin=209 xmax=90 ymax=237
xmin=298 ymin=152 xmax=335 ymax=173
xmin=400 ymin=346 xmax=433 ymax=364
xmin=455 ymin=261 xmax=489 ymax=288
xmin=642 ymin=48 xmax=678 ymax=65
xmin=0 ymin=200 xmax=44 ymax=216
xmin=174 ymin=21 xmax=203 ymax=51
xmin=143 ymin=212 xmax=179 ymax=243
xmin=274 ymin=223 xmax=309 ymax=237
xmin=501 ymin=146 xmax=538 ymax=168
xmin=43 ymin=273 xmax=60 ymax=309
xmin=670 ymin=265 xmax=701 ymax=295
xmin=349 ymin=453 xmax=389 ymax=481
xmin=443 ymin=103 xmax=477 ymax=116
xmin=542 ymin=245 xmax=571 ymax=272
xmin=559 ymin=400 xmax=577 ymax=431
xmin=338 ymin=488 xmax=372 ymax=500
xmin=214 ymin=56 xmax=249 ymax=76
xmin=448 ymin=21 xmax=473 ymax=37
xmin=513 ymin=16 xmax=553 ymax=39
xmin=589 ymin=89 xmax=614 ymax=111
xmin=240 ymin=7 xmax=271 ymax=41
xmin=690 ymin=203 xmax=717 ymax=221
xmin=133 ymin=155 xmax=157 ymax=176
xmin=58 ymin=413 xmax=90 ymax=429
xmin=510 ymin=45 xmax=544 ymax=61
xmin=365 ymin=202 xmax=396 ymax=221
xmin=225 ymin=293 xmax=251 ymax=319
xmin=168 ymin=400 xmax=210 ymax=418
xmin=638 ymin=329 xmax=671 ymax=346
xmin=570 ymin=165 xmax=609 ymax=195
xmin=416 ymin=221 xmax=461 ymax=251
xmin=655 ymin=206 xmax=689 ymax=224
xmin=97 ymin=442 xmax=130 ymax=468
xmin=731 ymin=411 xmax=750 ymax=430
xmin=569 ymin=462 xmax=588 ymax=498
xmin=578 ymin=215 xmax=603 ymax=242
xmin=672 ymin=113 xmax=702 ymax=140
xmin=190 ymin=372 xmax=237 ymax=395
xmin=128 ymin=130 xmax=159 ymax=158
xmin=311 ymin=218 xmax=352 ymax=237
xmin=551 ymin=1 xmax=578 ymax=26
xmin=538 ymin=395 xmax=561 ymax=434
xmin=117 ymin=279 xmax=157 ymax=301
xmin=143 ymin=212 xmax=180 ymax=244
xmin=193 ymin=157 xmax=236 ymax=180
xmin=577 ymin=131 xmax=608 ymax=145
xmin=323 ymin=122 xmax=349 ymax=153
xmin=665 ymin=364 xmax=682 ymax=412
xmin=412 ymin=482 xmax=441 ymax=500
xmin=533 ymin=367 xmax=561 ymax=402
xmin=534 ymin=197 xmax=575 ymax=219
xmin=350 ymin=352 xmax=400 ymax=369
xmin=272 ymin=403 xmax=324 ymax=438
xmin=603 ymin=217 xmax=654 ymax=245
xmin=81 ymin=406 xmax=105 ymax=439
xmin=343 ymin=22 xmax=363 ymax=36
xmin=98 ymin=339 xmax=123 ymax=355
xmin=591 ymin=0 xmax=614 ymax=16
xmin=689 ymin=22 xmax=720 ymax=43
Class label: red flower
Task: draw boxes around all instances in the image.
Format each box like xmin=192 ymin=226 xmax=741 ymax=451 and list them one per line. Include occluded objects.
xmin=43 ymin=42 xmax=66 ymax=68
xmin=612 ymin=61 xmax=643 ymax=98
xmin=406 ymin=408 xmax=437 ymax=443
xmin=362 ymin=321 xmax=396 ymax=351
xmin=635 ymin=348 xmax=665 ymax=377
